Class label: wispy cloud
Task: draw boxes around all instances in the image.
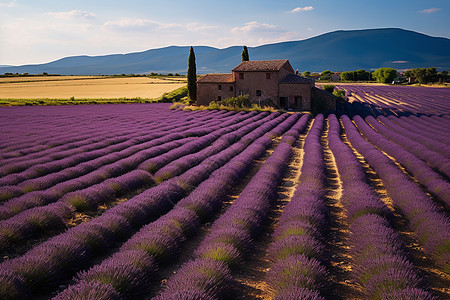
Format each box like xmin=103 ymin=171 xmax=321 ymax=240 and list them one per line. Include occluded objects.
xmin=48 ymin=10 xmax=96 ymax=20
xmin=0 ymin=0 xmax=16 ymax=7
xmin=290 ymin=6 xmax=314 ymax=13
xmin=419 ymin=8 xmax=441 ymax=13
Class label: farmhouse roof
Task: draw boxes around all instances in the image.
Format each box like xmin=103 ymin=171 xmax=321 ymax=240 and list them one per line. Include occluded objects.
xmin=280 ymin=74 xmax=315 ymax=84
xmin=232 ymin=60 xmax=291 ymax=72
xmin=197 ymin=73 xmax=234 ymax=83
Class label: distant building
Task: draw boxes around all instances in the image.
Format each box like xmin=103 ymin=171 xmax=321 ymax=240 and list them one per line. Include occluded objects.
xmin=331 ymin=72 xmax=341 ymax=82
xmin=197 ymin=60 xmax=316 ymax=110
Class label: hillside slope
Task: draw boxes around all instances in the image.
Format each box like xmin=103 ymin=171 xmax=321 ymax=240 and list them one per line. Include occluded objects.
xmin=1 ymin=28 xmax=449 ymax=75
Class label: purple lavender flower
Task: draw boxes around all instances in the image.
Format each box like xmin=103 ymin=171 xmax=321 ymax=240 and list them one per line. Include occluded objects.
xmin=274 ymin=287 xmax=325 ymax=300
xmin=161 ymin=258 xmax=233 ymax=298
xmin=267 ymin=254 xmax=328 ymax=293
xmin=153 ymin=288 xmax=216 ymax=300
xmin=381 ymin=287 xmax=437 ymax=300
xmin=76 ymin=250 xmax=157 ymax=295
xmin=268 ymin=235 xmax=324 ymax=262
xmin=52 ymin=281 xmax=121 ymax=300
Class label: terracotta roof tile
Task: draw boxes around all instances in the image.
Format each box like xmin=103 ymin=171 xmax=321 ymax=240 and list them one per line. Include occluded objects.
xmin=197 ymin=73 xmax=234 ymax=83
xmin=280 ymin=74 xmax=315 ymax=84
xmin=232 ymin=60 xmax=290 ymax=72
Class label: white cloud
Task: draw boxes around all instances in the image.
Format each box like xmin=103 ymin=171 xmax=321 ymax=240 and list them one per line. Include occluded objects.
xmin=231 ymin=21 xmax=281 ymax=34
xmin=48 ymin=10 xmax=96 ymax=20
xmin=0 ymin=0 xmax=16 ymax=7
xmin=102 ymin=18 xmax=216 ymax=33
xmin=103 ymin=18 xmax=160 ymax=31
xmin=419 ymin=8 xmax=441 ymax=13
xmin=290 ymin=6 xmax=314 ymax=13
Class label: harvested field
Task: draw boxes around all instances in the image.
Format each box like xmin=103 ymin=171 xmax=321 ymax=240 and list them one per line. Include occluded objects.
xmin=0 ymin=76 xmax=186 ymax=99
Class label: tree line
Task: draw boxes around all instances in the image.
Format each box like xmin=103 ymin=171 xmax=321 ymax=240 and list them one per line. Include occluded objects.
xmin=318 ymin=67 xmax=448 ymax=84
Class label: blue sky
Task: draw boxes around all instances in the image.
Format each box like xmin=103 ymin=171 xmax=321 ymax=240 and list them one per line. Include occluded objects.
xmin=0 ymin=0 xmax=449 ymax=65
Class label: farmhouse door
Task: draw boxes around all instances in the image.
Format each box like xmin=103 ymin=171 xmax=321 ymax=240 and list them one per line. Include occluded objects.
xmin=295 ymin=96 xmax=302 ymax=109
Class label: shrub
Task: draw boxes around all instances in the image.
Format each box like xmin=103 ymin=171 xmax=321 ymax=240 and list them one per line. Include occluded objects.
xmin=333 ymin=89 xmax=345 ymax=99
xmin=220 ymin=95 xmax=251 ymax=108
xmin=322 ymin=85 xmax=335 ymax=93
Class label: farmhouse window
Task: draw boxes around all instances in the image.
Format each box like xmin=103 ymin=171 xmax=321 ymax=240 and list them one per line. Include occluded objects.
xmin=218 ymin=84 xmax=222 ymax=90
xmin=239 ymin=73 xmax=244 ymax=80
xmin=218 ymin=96 xmax=222 ymax=101
xmin=266 ymin=73 xmax=271 ymax=79
xmin=256 ymin=90 xmax=262 ymax=97
xmin=229 ymin=86 xmax=233 ymax=91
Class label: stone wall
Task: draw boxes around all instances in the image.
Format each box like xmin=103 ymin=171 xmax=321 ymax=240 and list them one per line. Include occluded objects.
xmin=279 ymin=83 xmax=312 ymax=110
xmin=235 ymin=71 xmax=279 ymax=103
xmin=197 ymin=82 xmax=235 ymax=106
xmin=311 ymin=87 xmax=341 ymax=114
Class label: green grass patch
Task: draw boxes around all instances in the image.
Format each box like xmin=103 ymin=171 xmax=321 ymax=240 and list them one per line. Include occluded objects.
xmin=153 ymin=85 xmax=188 ymax=103
xmin=0 ymin=97 xmax=160 ymax=106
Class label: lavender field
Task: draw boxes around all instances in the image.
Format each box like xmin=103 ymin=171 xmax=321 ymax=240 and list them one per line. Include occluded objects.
xmin=338 ymin=85 xmax=450 ymax=116
xmin=0 ymin=97 xmax=449 ymax=299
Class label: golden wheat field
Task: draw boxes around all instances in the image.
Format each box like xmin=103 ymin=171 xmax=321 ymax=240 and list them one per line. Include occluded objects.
xmin=0 ymin=76 xmax=186 ymax=99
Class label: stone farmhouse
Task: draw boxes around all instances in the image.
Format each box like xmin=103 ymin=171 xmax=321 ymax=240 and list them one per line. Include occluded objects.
xmin=197 ymin=59 xmax=337 ymax=111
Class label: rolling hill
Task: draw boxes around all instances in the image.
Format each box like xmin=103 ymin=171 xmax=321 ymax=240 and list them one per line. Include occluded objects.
xmin=1 ymin=28 xmax=449 ymax=75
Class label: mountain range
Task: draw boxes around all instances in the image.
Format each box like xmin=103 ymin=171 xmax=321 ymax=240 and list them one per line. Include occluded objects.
xmin=1 ymin=28 xmax=449 ymax=75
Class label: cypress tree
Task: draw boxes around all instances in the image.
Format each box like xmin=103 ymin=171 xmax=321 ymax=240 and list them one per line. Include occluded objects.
xmin=242 ymin=46 xmax=249 ymax=61
xmin=187 ymin=46 xmax=197 ymax=103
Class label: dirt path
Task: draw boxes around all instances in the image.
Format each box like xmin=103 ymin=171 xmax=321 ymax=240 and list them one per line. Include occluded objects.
xmin=321 ymin=119 xmax=362 ymax=299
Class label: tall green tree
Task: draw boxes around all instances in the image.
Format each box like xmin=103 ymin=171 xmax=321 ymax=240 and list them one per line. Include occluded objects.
xmin=242 ymin=46 xmax=249 ymax=61
xmin=187 ymin=46 xmax=197 ymax=103
xmin=373 ymin=67 xmax=397 ymax=83
xmin=411 ymin=67 xmax=437 ymax=84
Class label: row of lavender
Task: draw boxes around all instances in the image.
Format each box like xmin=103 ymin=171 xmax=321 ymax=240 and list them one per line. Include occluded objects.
xmin=152 ymin=112 xmax=448 ymax=299
xmin=0 ymin=107 xmax=305 ymax=298
xmin=156 ymin=111 xmax=447 ymax=299
xmin=53 ymin=114 xmax=310 ymax=299
xmin=0 ymin=107 xmax=231 ymax=181
xmin=329 ymin=115 xmax=435 ymax=299
xmin=153 ymin=115 xmax=309 ymax=299
xmin=0 ymin=104 xmax=176 ymax=159
xmin=0 ymin=110 xmax=278 ymax=251
xmin=264 ymin=114 xmax=330 ymax=299
xmin=341 ymin=115 xmax=450 ymax=273
xmin=355 ymin=116 xmax=450 ymax=207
